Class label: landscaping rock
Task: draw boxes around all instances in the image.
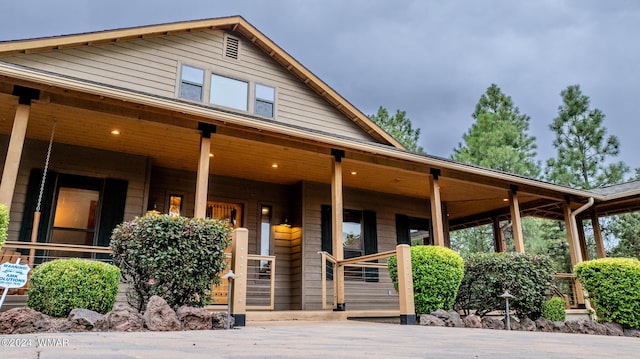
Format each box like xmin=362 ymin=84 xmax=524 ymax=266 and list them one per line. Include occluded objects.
xmin=463 ymin=314 xmax=482 ymax=329
xmin=177 ymin=306 xmax=212 ymax=330
xmin=0 ymin=307 xmax=52 ymax=334
xmin=59 ymin=308 xmax=106 ymax=332
xmin=144 ymin=296 xmax=181 ymax=331
xmin=623 ymin=328 xmax=640 ymax=338
xmin=535 ymin=317 xmax=553 ymax=332
xmin=481 ymin=317 xmax=505 ymax=330
xmin=519 ymin=317 xmax=536 ymax=331
xmin=419 ymin=314 xmax=445 ymax=327
xmin=602 ymin=322 xmax=624 ymax=336
xmin=211 ymin=312 xmax=234 ymax=329
xmin=430 ymin=309 xmax=450 ymax=321
xmin=583 ymin=320 xmax=607 ymax=336
xmin=503 ymin=316 xmax=520 ymax=330
xmin=445 ymin=311 xmax=465 ymax=327
xmin=105 ymin=304 xmax=144 ymax=332
xmin=552 ymin=321 xmax=569 ymax=333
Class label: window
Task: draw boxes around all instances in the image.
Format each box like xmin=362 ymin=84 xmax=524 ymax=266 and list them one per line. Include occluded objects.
xmin=210 ymin=74 xmax=248 ymax=111
xmin=179 ymin=65 xmax=204 ymax=101
xmin=255 ymin=84 xmax=275 ymax=117
xmin=396 ymin=214 xmax=432 ymax=246
xmin=321 ymin=205 xmax=378 ymax=282
xmin=259 ymin=205 xmax=272 ymax=271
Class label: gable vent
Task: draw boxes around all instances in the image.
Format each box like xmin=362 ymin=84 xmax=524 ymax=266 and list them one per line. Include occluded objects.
xmin=224 ymin=35 xmax=240 ymax=60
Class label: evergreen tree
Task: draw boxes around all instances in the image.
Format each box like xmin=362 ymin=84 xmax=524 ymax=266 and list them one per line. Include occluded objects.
xmin=369 ymin=106 xmax=424 ymax=153
xmin=545 ymin=85 xmax=628 ymax=189
xmin=453 ymin=84 xmax=540 ymax=178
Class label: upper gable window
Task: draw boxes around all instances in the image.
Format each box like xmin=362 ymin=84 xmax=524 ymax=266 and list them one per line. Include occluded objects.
xmin=179 ymin=65 xmax=205 ymax=101
xmin=255 ymin=84 xmax=275 ymax=117
xmin=210 ymin=74 xmax=248 ymax=111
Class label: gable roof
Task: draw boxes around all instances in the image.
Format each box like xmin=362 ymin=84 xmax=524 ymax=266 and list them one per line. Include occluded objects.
xmin=0 ymin=16 xmax=404 ymax=149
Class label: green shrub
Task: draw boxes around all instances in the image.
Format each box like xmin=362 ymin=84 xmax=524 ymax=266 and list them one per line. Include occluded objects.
xmin=0 ymin=203 xmax=8 ymax=247
xmin=574 ymin=257 xmax=640 ymax=328
xmin=542 ymin=297 xmax=566 ymax=321
xmin=455 ymin=252 xmax=553 ymax=320
xmin=27 ymin=258 xmax=120 ymax=317
xmin=388 ymin=245 xmax=464 ymax=315
xmin=110 ymin=214 xmax=231 ymax=311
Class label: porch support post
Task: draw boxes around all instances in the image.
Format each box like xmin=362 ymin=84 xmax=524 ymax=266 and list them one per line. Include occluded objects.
xmin=576 ymin=217 xmax=589 ymax=261
xmin=563 ymin=202 xmax=585 ymax=306
xmin=508 ymin=188 xmax=525 ymax=253
xmin=194 ymin=124 xmax=215 ymax=218
xmin=331 ymin=149 xmax=345 ymax=311
xmin=591 ymin=211 xmax=607 ymax=258
xmin=0 ymin=104 xmax=31 ymax=211
xmin=396 ymin=244 xmax=416 ymax=325
xmin=492 ymin=216 xmax=506 ymax=252
xmin=230 ymin=228 xmax=248 ymax=326
xmin=429 ymin=170 xmax=445 ymax=247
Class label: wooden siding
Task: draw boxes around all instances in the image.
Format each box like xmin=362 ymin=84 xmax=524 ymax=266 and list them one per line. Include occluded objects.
xmin=148 ymin=166 xmax=301 ymax=310
xmin=2 ymin=29 xmax=375 ymax=142
xmin=0 ymin=135 xmax=149 ymax=242
xmin=300 ymin=181 xmax=431 ymax=310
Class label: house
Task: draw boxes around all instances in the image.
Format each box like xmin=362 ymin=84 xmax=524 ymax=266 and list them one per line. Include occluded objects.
xmin=1 ymin=16 xmax=639 ymax=322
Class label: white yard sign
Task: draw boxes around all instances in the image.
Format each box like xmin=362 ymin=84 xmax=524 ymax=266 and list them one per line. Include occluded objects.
xmin=0 ymin=258 xmax=30 ymax=309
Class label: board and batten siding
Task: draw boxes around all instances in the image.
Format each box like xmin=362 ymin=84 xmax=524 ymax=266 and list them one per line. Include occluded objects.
xmin=300 ymin=181 xmax=431 ymax=310
xmin=0 ymin=135 xmax=149 ymax=242
xmin=148 ymin=166 xmax=301 ymax=310
xmin=2 ymin=29 xmax=376 ymax=142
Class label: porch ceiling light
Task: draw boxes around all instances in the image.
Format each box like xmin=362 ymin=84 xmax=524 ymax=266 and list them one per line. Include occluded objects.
xmin=350 ymin=171 xmax=357 ymax=175
xmin=271 ymin=163 xmax=278 ymax=168
xmin=110 ymin=129 xmax=120 ymax=135
xmin=209 ymin=153 xmax=214 ymax=158
xmin=503 ymin=198 xmax=509 ymax=202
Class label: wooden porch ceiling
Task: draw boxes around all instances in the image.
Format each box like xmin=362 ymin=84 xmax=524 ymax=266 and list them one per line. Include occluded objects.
xmin=0 ymin=89 xmax=579 ymax=223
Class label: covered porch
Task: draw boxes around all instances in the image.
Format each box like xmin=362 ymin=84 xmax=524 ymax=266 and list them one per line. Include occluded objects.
xmin=0 ymin=64 xmax=632 ymax=318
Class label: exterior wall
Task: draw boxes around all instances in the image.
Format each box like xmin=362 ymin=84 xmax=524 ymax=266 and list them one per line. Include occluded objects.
xmin=148 ymin=166 xmax=301 ymax=310
xmin=301 ymin=181 xmax=431 ymax=310
xmin=2 ymin=30 xmax=375 ymax=142
xmin=0 ymin=135 xmax=149 ymax=242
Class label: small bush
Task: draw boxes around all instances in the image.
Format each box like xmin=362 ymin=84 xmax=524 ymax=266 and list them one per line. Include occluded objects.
xmin=388 ymin=245 xmax=464 ymax=315
xmin=0 ymin=203 xmax=8 ymax=247
xmin=574 ymin=257 xmax=640 ymax=328
xmin=110 ymin=214 xmax=231 ymax=312
xmin=455 ymin=252 xmax=553 ymax=320
xmin=542 ymin=297 xmax=566 ymax=321
xmin=27 ymin=258 xmax=120 ymax=317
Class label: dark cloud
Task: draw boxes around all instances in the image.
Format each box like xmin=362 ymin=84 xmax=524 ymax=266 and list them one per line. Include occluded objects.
xmin=2 ymin=0 xmax=640 ymax=176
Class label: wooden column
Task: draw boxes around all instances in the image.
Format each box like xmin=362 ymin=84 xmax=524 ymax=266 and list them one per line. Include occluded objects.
xmin=492 ymin=216 xmax=506 ymax=252
xmin=591 ymin=211 xmax=606 ymax=258
xmin=396 ymin=244 xmax=416 ymax=325
xmin=508 ymin=189 xmax=525 ymax=253
xmin=331 ymin=150 xmax=345 ymax=311
xmin=230 ymin=228 xmax=248 ymax=326
xmin=563 ymin=202 xmax=585 ymax=305
xmin=0 ymin=104 xmax=30 ymax=211
xmin=429 ymin=171 xmax=445 ymax=247
xmin=194 ymin=134 xmax=211 ymax=218
xmin=576 ymin=217 xmax=589 ymax=261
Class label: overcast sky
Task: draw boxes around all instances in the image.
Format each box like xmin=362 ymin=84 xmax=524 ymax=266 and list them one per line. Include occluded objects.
xmin=2 ymin=1 xmax=639 ymax=178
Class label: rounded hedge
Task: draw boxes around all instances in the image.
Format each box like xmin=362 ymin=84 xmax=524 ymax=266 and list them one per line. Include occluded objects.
xmin=455 ymin=252 xmax=553 ymax=320
xmin=0 ymin=203 xmax=8 ymax=247
xmin=110 ymin=214 xmax=231 ymax=311
xmin=388 ymin=245 xmax=464 ymax=315
xmin=574 ymin=257 xmax=640 ymax=328
xmin=27 ymin=258 xmax=120 ymax=317
xmin=542 ymin=297 xmax=566 ymax=322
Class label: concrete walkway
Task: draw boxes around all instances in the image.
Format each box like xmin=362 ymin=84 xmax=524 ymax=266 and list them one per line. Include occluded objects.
xmin=1 ymin=320 xmax=638 ymax=358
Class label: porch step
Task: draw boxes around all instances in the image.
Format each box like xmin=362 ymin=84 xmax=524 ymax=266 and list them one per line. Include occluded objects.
xmin=247 ymin=309 xmax=400 ymax=322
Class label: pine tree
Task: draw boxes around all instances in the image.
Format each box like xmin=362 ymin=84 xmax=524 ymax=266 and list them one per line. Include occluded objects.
xmin=369 ymin=106 xmax=424 ymax=153
xmin=545 ymin=85 xmax=628 ymax=189
xmin=453 ymin=84 xmax=540 ymax=178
